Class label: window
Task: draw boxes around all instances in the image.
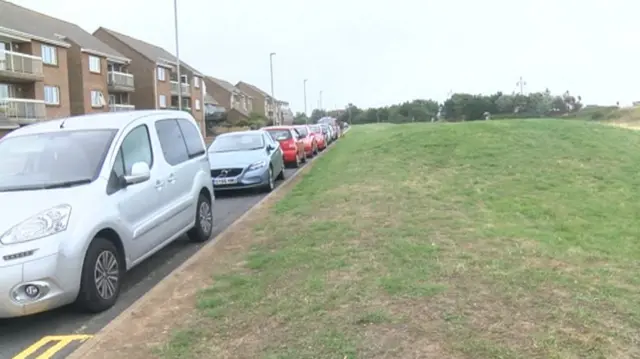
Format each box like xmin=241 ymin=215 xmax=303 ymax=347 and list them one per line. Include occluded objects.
xmin=44 ymin=85 xmax=60 ymax=105
xmin=159 ymin=95 xmax=167 ymax=108
xmin=0 ymin=130 xmax=117 ymax=192
xmin=177 ymin=119 xmax=205 ymax=158
xmin=180 ymin=75 xmax=187 ymax=84
xmin=193 ymin=77 xmax=200 ymax=88
xmin=41 ymin=45 xmax=57 ymax=65
xmin=195 ymin=99 xmax=201 ymax=111
xmin=157 ymin=67 xmax=165 ymax=81
xmin=113 ymin=125 xmax=153 ymax=179
xmin=89 ymin=55 xmax=101 ymax=73
xmin=155 ymin=119 xmax=189 ymax=166
xmin=91 ymin=90 xmax=105 ymax=108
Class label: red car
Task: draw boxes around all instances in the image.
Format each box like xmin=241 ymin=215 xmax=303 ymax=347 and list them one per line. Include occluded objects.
xmin=307 ymin=124 xmax=327 ymax=151
xmin=294 ymin=125 xmax=318 ymax=157
xmin=264 ymin=126 xmax=307 ymax=167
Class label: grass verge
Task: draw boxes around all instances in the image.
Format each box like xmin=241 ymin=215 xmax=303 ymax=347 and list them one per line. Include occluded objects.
xmin=160 ymin=120 xmax=640 ymax=359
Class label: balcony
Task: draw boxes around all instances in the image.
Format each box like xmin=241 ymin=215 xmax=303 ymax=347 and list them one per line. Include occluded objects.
xmin=0 ymin=50 xmax=44 ymax=82
xmin=0 ymin=98 xmax=46 ymax=125
xmin=109 ymin=104 xmax=135 ymax=112
xmin=170 ymin=81 xmax=190 ymax=96
xmin=107 ymin=71 xmax=135 ymax=92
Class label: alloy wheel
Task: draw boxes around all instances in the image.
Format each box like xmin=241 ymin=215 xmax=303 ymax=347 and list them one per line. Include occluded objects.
xmin=199 ymin=201 xmax=212 ymax=234
xmin=94 ymin=250 xmax=119 ymax=300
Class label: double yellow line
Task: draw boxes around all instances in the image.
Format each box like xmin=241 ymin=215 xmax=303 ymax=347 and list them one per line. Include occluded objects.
xmin=12 ymin=335 xmax=92 ymax=359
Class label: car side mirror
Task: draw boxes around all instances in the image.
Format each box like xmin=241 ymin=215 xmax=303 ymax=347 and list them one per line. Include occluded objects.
xmin=266 ymin=144 xmax=275 ymax=152
xmin=123 ymin=161 xmax=151 ymax=186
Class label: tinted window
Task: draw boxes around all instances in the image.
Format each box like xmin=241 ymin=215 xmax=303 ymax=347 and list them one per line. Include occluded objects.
xmin=295 ymin=126 xmax=309 ymax=137
xmin=0 ymin=129 xmax=116 ymax=191
xmin=266 ymin=129 xmax=292 ymax=141
xmin=114 ymin=125 xmax=153 ymax=177
xmin=177 ymin=118 xmax=205 ymax=158
xmin=155 ymin=119 xmax=189 ymax=165
xmin=209 ymin=133 xmax=264 ymax=152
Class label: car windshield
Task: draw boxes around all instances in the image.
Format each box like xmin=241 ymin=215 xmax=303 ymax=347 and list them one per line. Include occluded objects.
xmin=209 ymin=133 xmax=264 ymax=152
xmin=0 ymin=129 xmax=117 ymax=192
xmin=266 ymin=129 xmax=291 ymax=141
xmin=309 ymin=125 xmax=321 ymax=133
xmin=295 ymin=127 xmax=309 ymax=136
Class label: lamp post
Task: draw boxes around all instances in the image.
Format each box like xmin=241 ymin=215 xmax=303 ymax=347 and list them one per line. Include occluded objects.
xmin=269 ymin=52 xmax=276 ymax=125
xmin=173 ymin=0 xmax=182 ymax=110
xmin=318 ymin=90 xmax=323 ymax=109
xmin=303 ymin=78 xmax=308 ymax=121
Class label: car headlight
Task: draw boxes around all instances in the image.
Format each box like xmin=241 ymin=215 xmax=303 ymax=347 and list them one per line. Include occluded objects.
xmin=248 ymin=161 xmax=267 ymax=171
xmin=0 ymin=204 xmax=72 ymax=244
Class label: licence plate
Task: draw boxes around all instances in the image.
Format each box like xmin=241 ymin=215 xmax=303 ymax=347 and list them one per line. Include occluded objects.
xmin=213 ymin=178 xmax=237 ymax=185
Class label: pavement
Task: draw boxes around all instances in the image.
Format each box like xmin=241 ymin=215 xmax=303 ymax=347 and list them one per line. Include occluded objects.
xmin=0 ymin=168 xmax=300 ymax=359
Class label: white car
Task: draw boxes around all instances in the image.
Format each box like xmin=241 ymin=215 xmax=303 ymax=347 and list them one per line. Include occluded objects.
xmin=0 ymin=110 xmax=214 ymax=318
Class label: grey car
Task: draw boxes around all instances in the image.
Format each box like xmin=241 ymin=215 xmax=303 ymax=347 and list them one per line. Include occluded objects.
xmin=0 ymin=110 xmax=214 ymax=318
xmin=208 ymin=130 xmax=286 ymax=192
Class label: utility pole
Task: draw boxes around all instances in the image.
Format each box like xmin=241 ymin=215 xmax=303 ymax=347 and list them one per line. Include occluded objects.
xmin=303 ymin=79 xmax=308 ymax=120
xmin=173 ymin=0 xmax=182 ymax=110
xmin=516 ymin=76 xmax=527 ymax=95
xmin=269 ymin=52 xmax=276 ymax=125
xmin=318 ymin=90 xmax=323 ymax=109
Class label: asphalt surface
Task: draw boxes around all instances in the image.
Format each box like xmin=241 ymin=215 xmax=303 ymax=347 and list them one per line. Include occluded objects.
xmin=0 ymin=167 xmax=300 ymax=359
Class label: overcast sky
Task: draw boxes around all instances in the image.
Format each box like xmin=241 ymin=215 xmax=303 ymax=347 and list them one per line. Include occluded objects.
xmin=9 ymin=0 xmax=640 ymax=111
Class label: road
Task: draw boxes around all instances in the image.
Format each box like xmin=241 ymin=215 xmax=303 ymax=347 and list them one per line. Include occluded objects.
xmin=0 ymin=167 xmax=299 ymax=359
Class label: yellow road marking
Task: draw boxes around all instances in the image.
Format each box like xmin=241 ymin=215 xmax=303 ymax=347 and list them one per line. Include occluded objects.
xmin=12 ymin=335 xmax=92 ymax=359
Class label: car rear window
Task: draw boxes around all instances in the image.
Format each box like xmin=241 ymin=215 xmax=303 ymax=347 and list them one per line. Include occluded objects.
xmin=267 ymin=129 xmax=292 ymax=141
xmin=309 ymin=125 xmax=321 ymax=132
xmin=295 ymin=127 xmax=309 ymax=136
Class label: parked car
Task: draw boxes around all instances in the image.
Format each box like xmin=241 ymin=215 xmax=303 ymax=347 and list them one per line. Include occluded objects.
xmin=0 ymin=110 xmax=214 ymax=318
xmin=308 ymin=124 xmax=327 ymax=151
xmin=318 ymin=117 xmax=340 ymax=141
xmin=319 ymin=124 xmax=332 ymax=144
xmin=208 ymin=130 xmax=286 ymax=192
xmin=263 ymin=126 xmax=306 ymax=167
xmin=293 ymin=125 xmax=318 ymax=157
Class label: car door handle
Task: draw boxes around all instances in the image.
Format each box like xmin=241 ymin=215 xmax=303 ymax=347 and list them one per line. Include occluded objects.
xmin=167 ymin=173 xmax=176 ymax=184
xmin=155 ymin=180 xmax=165 ymax=190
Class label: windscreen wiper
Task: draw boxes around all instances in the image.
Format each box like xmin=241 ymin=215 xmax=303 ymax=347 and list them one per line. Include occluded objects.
xmin=41 ymin=179 xmax=92 ymax=189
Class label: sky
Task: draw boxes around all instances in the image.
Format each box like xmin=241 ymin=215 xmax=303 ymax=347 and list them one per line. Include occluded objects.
xmin=8 ymin=0 xmax=640 ymax=112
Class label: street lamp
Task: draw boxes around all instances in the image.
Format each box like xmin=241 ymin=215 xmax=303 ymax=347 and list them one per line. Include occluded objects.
xmin=173 ymin=0 xmax=182 ymax=110
xmin=269 ymin=52 xmax=276 ymax=125
xmin=318 ymin=90 xmax=323 ymax=110
xmin=303 ymin=79 xmax=308 ymax=120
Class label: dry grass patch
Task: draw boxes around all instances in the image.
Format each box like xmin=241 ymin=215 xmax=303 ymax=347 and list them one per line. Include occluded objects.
xmin=160 ymin=120 xmax=640 ymax=359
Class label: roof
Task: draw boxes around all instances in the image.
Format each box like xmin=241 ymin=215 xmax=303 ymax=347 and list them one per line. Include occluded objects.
xmin=0 ymin=1 xmax=127 ymax=61
xmin=96 ymin=27 xmax=202 ymax=75
xmin=204 ymin=93 xmax=219 ymax=105
xmin=216 ymin=130 xmax=262 ymax=138
xmin=236 ymin=81 xmax=272 ymax=100
xmin=207 ymin=76 xmax=250 ymax=97
xmin=4 ymin=110 xmax=193 ymax=138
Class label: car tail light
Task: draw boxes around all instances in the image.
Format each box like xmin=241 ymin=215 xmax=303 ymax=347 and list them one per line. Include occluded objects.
xmin=283 ymin=139 xmax=296 ymax=149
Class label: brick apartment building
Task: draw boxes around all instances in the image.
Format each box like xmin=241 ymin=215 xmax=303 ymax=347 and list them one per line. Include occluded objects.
xmin=0 ymin=0 xmax=136 ymax=136
xmin=203 ymin=76 xmax=252 ymax=124
xmin=93 ymin=27 xmax=205 ymax=128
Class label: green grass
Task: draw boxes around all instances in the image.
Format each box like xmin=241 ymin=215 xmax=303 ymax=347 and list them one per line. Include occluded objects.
xmin=160 ymin=120 xmax=640 ymax=358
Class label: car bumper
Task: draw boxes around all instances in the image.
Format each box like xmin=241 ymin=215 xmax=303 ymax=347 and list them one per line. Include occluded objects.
xmin=282 ymin=150 xmax=298 ymax=163
xmin=0 ymin=252 xmax=81 ymax=318
xmin=212 ymin=167 xmax=270 ymax=191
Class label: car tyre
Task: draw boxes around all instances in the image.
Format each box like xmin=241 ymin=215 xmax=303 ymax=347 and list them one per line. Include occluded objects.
xmin=277 ymin=165 xmax=285 ymax=180
xmin=263 ymin=166 xmax=275 ymax=192
xmin=301 ymin=151 xmax=307 ymax=163
xmin=75 ymin=237 xmax=122 ymax=313
xmin=188 ymin=193 xmax=213 ymax=242
xmin=313 ymin=143 xmax=318 ymax=156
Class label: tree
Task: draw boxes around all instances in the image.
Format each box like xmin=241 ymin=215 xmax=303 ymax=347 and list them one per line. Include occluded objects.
xmin=248 ymin=112 xmax=268 ymax=129
xmin=293 ymin=112 xmax=309 ymax=124
xmin=310 ymin=109 xmax=327 ymax=122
